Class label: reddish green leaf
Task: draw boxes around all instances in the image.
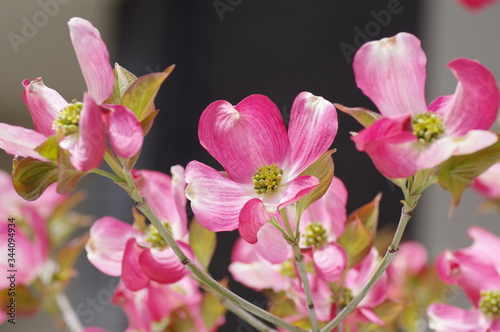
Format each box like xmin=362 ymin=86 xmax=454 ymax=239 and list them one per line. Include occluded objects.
xmin=296 ymin=149 xmax=335 ymax=217
xmin=189 ymin=218 xmax=217 ymax=271
xmin=335 ymin=103 xmax=382 ymax=128
xmin=437 ymin=135 xmax=500 ymax=207
xmin=338 ymin=194 xmax=381 ymax=269
xmin=12 ymin=157 xmax=58 ymax=201
xmin=108 ymin=63 xmax=137 ymax=104
xmin=201 ymin=292 xmax=226 ymax=331
xmin=57 ymin=232 xmax=89 ymax=281
xmin=121 ymin=65 xmax=174 ymax=122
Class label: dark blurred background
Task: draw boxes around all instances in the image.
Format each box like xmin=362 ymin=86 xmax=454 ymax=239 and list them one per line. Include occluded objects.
xmin=1 ymin=0 xmax=500 ymax=331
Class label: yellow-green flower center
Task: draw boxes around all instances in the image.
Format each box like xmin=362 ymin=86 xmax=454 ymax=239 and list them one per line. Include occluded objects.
xmin=145 ymin=222 xmax=172 ymax=250
xmin=53 ymin=102 xmax=83 ymax=136
xmin=479 ymin=290 xmax=500 ymax=316
xmin=338 ymin=287 xmax=354 ymax=308
xmin=411 ymin=111 xmax=445 ymax=144
xmin=280 ymin=259 xmax=295 ymax=277
xmin=252 ymin=164 xmax=284 ymax=194
xmin=302 ymin=222 xmax=328 ymax=249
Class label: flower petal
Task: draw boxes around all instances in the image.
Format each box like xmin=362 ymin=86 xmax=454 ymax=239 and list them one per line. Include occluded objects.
xmin=138 ymin=242 xmax=190 ymax=284
xmin=68 ymin=93 xmax=106 ymax=171
xmin=464 ymin=227 xmax=500 ymax=274
xmin=353 ymin=32 xmax=428 ymax=117
xmin=185 ymin=161 xmax=253 ymax=232
xmin=431 ymin=58 xmax=499 ymax=136
xmin=105 ymin=104 xmax=143 ymax=158
xmin=254 ymin=223 xmax=292 ymax=264
xmin=22 ymin=78 xmax=67 ymax=136
xmin=229 ymin=238 xmax=286 ymax=292
xmin=436 ymin=249 xmax=500 ymax=305
xmin=133 ymin=169 xmax=187 ymax=239
xmin=313 ymin=243 xmax=347 ymax=282
xmin=0 ymin=123 xmax=49 ymax=160
xmin=427 ymin=303 xmax=487 ymax=332
xmin=68 ymin=17 xmax=113 ymax=104
xmin=198 ymin=95 xmax=289 ymax=183
xmin=301 ymin=176 xmax=348 ymax=241
xmin=473 ymin=163 xmax=500 ymax=199
xmin=122 ymin=238 xmax=150 ymax=291
xmin=86 ymin=217 xmax=141 ymax=276
xmin=239 ymin=198 xmax=275 ymax=244
xmin=286 ymin=92 xmax=338 ymax=178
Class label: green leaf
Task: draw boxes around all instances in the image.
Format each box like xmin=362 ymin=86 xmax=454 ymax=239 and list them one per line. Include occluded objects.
xmin=120 ymin=65 xmax=174 ymax=122
xmin=0 ymin=285 xmax=41 ymax=317
xmin=338 ymin=217 xmax=371 ymax=269
xmin=335 ymin=103 xmax=382 ymax=128
xmin=201 ymin=292 xmax=226 ymax=330
xmin=359 ymin=300 xmax=405 ymax=332
xmin=35 ymin=135 xmax=61 ymax=162
xmin=295 ymin=149 xmax=335 ymax=217
xmin=55 ymin=150 xmax=86 ymax=194
xmin=189 ymin=218 xmax=217 ymax=271
xmin=57 ymin=232 xmax=89 ymax=281
xmin=108 ymin=63 xmax=138 ymax=104
xmin=338 ymin=194 xmax=381 ymax=269
xmin=437 ymin=135 xmax=500 ymax=207
xmin=12 ymin=157 xmax=58 ymax=201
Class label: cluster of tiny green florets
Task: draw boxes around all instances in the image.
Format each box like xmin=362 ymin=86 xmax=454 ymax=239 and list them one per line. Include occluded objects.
xmin=145 ymin=222 xmax=172 ymax=250
xmin=411 ymin=111 xmax=446 ymax=144
xmin=479 ymin=290 xmax=500 ymax=316
xmin=338 ymin=287 xmax=354 ymax=308
xmin=251 ymin=164 xmax=284 ymax=194
xmin=52 ymin=102 xmax=83 ymax=136
xmin=302 ymin=222 xmax=328 ymax=249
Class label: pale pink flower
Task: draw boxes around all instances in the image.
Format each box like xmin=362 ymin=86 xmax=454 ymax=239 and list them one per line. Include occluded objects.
xmin=351 ymin=32 xmax=499 ymax=178
xmin=473 ymin=163 xmax=500 ymax=200
xmin=428 ymin=227 xmax=500 ymax=331
xmin=1 ymin=17 xmax=142 ymax=171
xmin=86 ymin=167 xmax=191 ymax=291
xmin=185 ymin=92 xmax=337 ymax=243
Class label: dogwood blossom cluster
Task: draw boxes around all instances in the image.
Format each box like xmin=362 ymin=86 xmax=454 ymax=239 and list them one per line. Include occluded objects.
xmin=0 ymin=14 xmax=499 ymax=332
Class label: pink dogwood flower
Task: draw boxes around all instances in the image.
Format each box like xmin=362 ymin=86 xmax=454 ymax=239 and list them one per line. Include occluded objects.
xmin=457 ymin=0 xmax=499 ymax=10
xmin=473 ymin=163 xmax=500 ymax=200
xmin=350 ymin=32 xmax=499 ymax=178
xmin=86 ymin=167 xmax=191 ymax=291
xmin=428 ymin=227 xmax=500 ymax=331
xmin=112 ymin=277 xmax=222 ymax=332
xmin=0 ymin=17 xmax=142 ymax=172
xmin=185 ymin=92 xmax=337 ymax=243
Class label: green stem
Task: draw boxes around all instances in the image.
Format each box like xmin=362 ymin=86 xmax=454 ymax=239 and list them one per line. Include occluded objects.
xmin=55 ymin=292 xmax=83 ymax=332
xmin=104 ymin=148 xmax=125 ymax=178
xmin=220 ymin=298 xmax=279 ymax=332
xmin=281 ymin=209 xmax=320 ymax=332
xmin=320 ymin=198 xmax=415 ymax=332
xmin=89 ymin=168 xmax=123 ymax=182
xmin=135 ymin=200 xmax=307 ymax=332
xmin=292 ymin=244 xmax=320 ymax=332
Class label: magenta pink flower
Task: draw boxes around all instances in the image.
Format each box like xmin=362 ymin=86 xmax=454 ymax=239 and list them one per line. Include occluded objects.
xmin=350 ymin=32 xmax=499 ymax=178
xmin=86 ymin=167 xmax=191 ymax=291
xmin=112 ymin=276 xmax=221 ymax=332
xmin=428 ymin=227 xmax=500 ymax=331
xmin=0 ymin=17 xmax=142 ymax=172
xmin=457 ymin=0 xmax=499 ymax=10
xmin=473 ymin=163 xmax=500 ymax=200
xmin=185 ymin=92 xmax=337 ymax=243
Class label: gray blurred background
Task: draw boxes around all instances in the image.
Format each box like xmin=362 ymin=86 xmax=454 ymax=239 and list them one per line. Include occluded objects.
xmin=0 ymin=0 xmax=499 ymax=331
